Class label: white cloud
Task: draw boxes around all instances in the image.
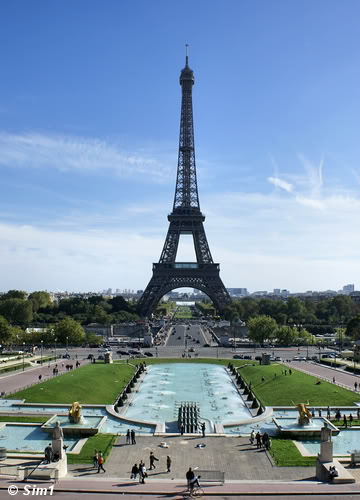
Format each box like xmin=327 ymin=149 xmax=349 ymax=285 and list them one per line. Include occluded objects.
xmin=0 ymin=131 xmax=173 ymax=182
xmin=268 ymin=176 xmax=293 ymax=192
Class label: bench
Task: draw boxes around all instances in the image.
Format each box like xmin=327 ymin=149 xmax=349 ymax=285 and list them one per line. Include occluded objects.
xmin=350 ymin=450 xmax=360 ymax=466
xmin=195 ymin=469 xmax=225 ymax=484
xmin=322 ymin=460 xmax=355 ymax=484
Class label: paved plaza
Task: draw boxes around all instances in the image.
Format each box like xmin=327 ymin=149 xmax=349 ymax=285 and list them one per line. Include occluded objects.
xmin=1 ymin=355 xmax=360 ymax=497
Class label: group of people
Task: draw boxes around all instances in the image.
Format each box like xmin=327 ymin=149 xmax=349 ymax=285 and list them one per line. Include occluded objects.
xmin=125 ymin=429 xmax=137 ymax=444
xmin=130 ymin=453 xmax=172 ymax=483
xmin=250 ymin=430 xmax=271 ymax=450
xmin=93 ymin=450 xmax=106 ymax=473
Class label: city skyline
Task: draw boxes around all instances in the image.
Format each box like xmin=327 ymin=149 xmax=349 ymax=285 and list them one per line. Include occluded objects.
xmin=1 ymin=1 xmax=360 ymax=293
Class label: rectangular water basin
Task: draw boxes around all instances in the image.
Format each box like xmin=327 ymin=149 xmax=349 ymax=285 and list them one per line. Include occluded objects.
xmin=0 ymin=424 xmax=78 ymax=452
xmin=41 ymin=414 xmax=106 ymax=436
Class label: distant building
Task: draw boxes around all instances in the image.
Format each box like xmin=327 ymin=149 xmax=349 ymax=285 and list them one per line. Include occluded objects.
xmin=343 ymin=284 xmax=355 ymax=295
xmin=273 ymin=289 xmax=281 ymax=295
xmin=227 ymin=288 xmax=248 ymax=297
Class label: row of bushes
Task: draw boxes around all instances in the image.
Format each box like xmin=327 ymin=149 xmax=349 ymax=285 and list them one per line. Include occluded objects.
xmin=228 ymin=363 xmax=263 ymax=413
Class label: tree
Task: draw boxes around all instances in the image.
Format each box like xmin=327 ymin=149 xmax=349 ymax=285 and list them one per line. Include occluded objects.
xmin=28 ymin=291 xmax=52 ymax=312
xmin=275 ymin=325 xmax=297 ymax=346
xmin=346 ymin=315 xmax=360 ymax=341
xmin=0 ymin=299 xmax=33 ymax=325
xmin=53 ymin=318 xmax=85 ymax=346
xmin=0 ymin=290 xmax=27 ymax=300
xmin=240 ymin=298 xmax=259 ymax=320
xmin=86 ymin=332 xmax=104 ymax=346
xmin=247 ymin=315 xmax=277 ymax=345
xmin=0 ymin=315 xmax=13 ymax=345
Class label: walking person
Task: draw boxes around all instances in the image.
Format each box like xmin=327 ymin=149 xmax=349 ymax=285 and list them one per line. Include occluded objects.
xmin=97 ymin=452 xmax=106 ymax=473
xmin=139 ymin=460 xmax=146 ymax=483
xmin=131 ymin=429 xmax=136 ymax=444
xmin=349 ymin=413 xmax=353 ymax=427
xmin=201 ymin=422 xmax=206 ymax=438
xmin=130 ymin=463 xmax=139 ymax=480
xmin=256 ymin=431 xmax=262 ymax=448
xmin=93 ymin=450 xmax=99 ymax=468
xmin=250 ymin=429 xmax=255 ymax=445
xmin=166 ymin=455 xmax=172 ymax=472
xmin=149 ymin=451 xmax=159 ymax=470
xmin=343 ymin=414 xmax=348 ymax=428
xmin=327 ymin=406 xmax=331 ymax=419
xmin=186 ymin=467 xmax=195 ymax=488
xmin=355 ymin=382 xmax=358 ymax=392
xmin=126 ymin=429 xmax=131 ymax=444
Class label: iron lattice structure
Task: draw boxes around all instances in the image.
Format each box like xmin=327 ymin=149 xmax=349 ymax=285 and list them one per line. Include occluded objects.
xmin=137 ymin=53 xmax=232 ymax=317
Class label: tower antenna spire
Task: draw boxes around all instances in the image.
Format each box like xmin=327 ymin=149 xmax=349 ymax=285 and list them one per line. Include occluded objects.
xmin=185 ymin=43 xmax=189 ymax=66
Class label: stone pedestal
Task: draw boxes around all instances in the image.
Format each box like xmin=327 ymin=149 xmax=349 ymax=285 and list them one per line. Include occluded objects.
xmin=52 ymin=438 xmax=64 ymax=460
xmin=319 ymin=440 xmax=333 ymax=462
xmin=316 ymin=425 xmax=334 ymax=481
xmin=105 ymin=352 xmax=113 ymax=364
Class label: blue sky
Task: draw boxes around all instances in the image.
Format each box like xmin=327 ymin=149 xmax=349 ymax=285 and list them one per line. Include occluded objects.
xmin=1 ymin=0 xmax=360 ymax=294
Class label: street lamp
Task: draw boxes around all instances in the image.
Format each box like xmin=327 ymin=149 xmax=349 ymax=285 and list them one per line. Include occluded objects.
xmin=40 ymin=340 xmax=43 ymax=366
xmin=66 ymin=336 xmax=69 ymax=352
xmin=22 ymin=342 xmax=25 ymax=371
xmin=55 ymin=338 xmax=57 ymax=361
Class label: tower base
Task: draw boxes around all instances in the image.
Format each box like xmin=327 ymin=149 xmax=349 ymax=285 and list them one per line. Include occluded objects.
xmin=137 ymin=262 xmax=231 ymax=317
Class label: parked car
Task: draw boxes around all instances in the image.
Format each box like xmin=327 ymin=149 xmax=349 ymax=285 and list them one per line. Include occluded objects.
xmin=62 ymin=354 xmax=70 ymax=359
xmin=203 ymin=343 xmax=210 ymax=347
xmin=275 ymin=356 xmax=282 ymax=361
xmin=233 ymin=354 xmax=243 ymax=359
xmin=243 ymin=355 xmax=252 ymax=360
xmin=292 ymin=356 xmax=300 ymax=361
xmin=189 ymin=347 xmax=195 ymax=352
xmin=255 ymin=356 xmax=262 ymax=361
xmin=144 ymin=352 xmax=154 ymax=357
xmin=98 ymin=355 xmax=104 ymax=360
xmin=87 ymin=354 xmax=94 ymax=359
xmin=117 ymin=350 xmax=129 ymax=355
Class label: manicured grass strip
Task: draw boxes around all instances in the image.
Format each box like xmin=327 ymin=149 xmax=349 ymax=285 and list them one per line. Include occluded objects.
xmin=0 ymin=363 xmax=31 ymax=374
xmin=238 ymin=363 xmax=360 ymax=406
xmin=331 ymin=419 xmax=360 ymax=427
xmin=8 ymin=363 xmax=135 ymax=404
xmin=269 ymin=439 xmax=316 ymax=467
xmin=0 ymin=416 xmax=48 ymax=423
xmin=67 ymin=433 xmax=116 ymax=464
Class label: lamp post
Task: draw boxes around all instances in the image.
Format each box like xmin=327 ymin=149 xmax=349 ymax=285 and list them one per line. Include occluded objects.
xmin=40 ymin=340 xmax=43 ymax=366
xmin=55 ymin=338 xmax=57 ymax=361
xmin=22 ymin=342 xmax=25 ymax=371
xmin=66 ymin=336 xmax=69 ymax=352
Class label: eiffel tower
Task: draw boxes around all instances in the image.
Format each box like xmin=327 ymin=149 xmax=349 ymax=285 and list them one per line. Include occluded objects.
xmin=137 ymin=49 xmax=232 ymax=318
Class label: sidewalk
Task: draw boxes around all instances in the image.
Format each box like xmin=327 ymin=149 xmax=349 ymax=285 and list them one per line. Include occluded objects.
xmin=1 ymin=475 xmax=360 ymax=497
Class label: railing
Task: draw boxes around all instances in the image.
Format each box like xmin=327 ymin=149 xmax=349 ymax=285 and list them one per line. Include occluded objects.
xmin=195 ymin=469 xmax=225 ymax=484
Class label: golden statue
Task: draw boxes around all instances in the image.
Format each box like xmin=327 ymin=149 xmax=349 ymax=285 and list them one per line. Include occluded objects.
xmin=69 ymin=401 xmax=82 ymax=423
xmin=292 ymin=401 xmax=312 ymax=425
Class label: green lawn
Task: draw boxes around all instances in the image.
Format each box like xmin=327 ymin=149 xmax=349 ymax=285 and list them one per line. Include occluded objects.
xmin=269 ymin=439 xmax=316 ymax=466
xmin=8 ymin=362 xmax=135 ymax=404
xmin=0 ymin=416 xmax=48 ymax=423
xmin=173 ymin=306 xmax=193 ymax=319
xmin=67 ymin=433 xmax=116 ymax=464
xmin=238 ymin=362 xmax=360 ymax=406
